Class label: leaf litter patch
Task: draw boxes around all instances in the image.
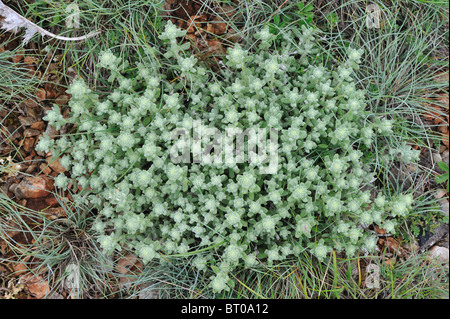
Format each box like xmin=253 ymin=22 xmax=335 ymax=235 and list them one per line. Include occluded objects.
xmin=162 ymin=0 xmax=243 ymax=70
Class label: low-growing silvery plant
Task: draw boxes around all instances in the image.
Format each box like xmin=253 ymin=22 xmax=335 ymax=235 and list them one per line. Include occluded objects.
xmin=38 ymin=21 xmax=417 ymax=293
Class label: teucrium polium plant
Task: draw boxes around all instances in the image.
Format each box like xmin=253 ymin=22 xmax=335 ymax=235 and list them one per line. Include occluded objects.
xmin=38 ymin=21 xmax=417 ymax=293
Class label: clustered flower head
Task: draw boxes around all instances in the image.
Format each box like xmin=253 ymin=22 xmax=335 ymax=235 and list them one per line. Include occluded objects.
xmin=39 ymin=22 xmax=418 ymax=294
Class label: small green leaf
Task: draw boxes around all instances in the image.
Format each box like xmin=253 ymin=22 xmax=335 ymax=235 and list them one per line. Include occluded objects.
xmin=273 ymin=14 xmax=281 ymax=26
xmin=435 ymin=173 xmax=449 ymax=184
xmin=305 ymin=4 xmax=314 ymax=12
xmin=211 ymin=265 xmax=220 ymax=274
xmin=438 ymin=161 xmax=449 ymax=172
xmin=257 ymin=251 xmax=267 ymax=259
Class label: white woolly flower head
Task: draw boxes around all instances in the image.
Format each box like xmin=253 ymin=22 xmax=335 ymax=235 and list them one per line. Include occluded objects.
xmin=99 ymin=50 xmax=120 ymax=69
xmin=158 ymin=20 xmax=186 ymax=42
xmin=67 ymin=79 xmax=91 ymax=99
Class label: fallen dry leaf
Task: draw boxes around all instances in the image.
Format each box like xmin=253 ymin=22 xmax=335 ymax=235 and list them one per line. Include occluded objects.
xmin=23 ymin=56 xmax=37 ymax=65
xmin=374 ymin=224 xmax=386 ymax=235
xmin=11 ymin=49 xmax=23 ymax=63
xmin=12 ymin=262 xmax=29 ymax=277
xmin=384 ymin=237 xmax=404 ymax=257
xmin=116 ymin=254 xmax=142 ymax=274
xmin=42 ymin=207 xmax=67 ymax=220
xmin=36 ymin=88 xmax=46 ymax=101
xmin=442 ymin=133 xmax=449 ymax=148
xmin=384 ymin=257 xmax=396 ymax=266
xmin=21 ymin=274 xmax=49 ymax=299
xmin=434 ymin=71 xmax=449 ymax=83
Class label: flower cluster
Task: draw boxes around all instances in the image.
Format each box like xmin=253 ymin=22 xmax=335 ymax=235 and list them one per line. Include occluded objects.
xmin=39 ymin=23 xmax=417 ymax=293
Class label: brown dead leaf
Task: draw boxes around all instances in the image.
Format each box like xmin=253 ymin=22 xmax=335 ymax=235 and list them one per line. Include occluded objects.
xmin=43 ymin=194 xmax=59 ymax=207
xmin=36 ymin=88 xmax=46 ymax=101
xmin=442 ymin=133 xmax=449 ymax=148
xmin=23 ymin=128 xmax=41 ymax=138
xmin=206 ymin=23 xmax=214 ymax=34
xmin=206 ymin=40 xmax=225 ymax=55
xmin=30 ymin=121 xmax=45 ymax=131
xmin=55 ymin=94 xmax=70 ymax=106
xmin=438 ymin=125 xmax=449 ymax=135
xmin=374 ymin=224 xmax=386 ymax=235
xmin=385 ymin=237 xmax=404 ymax=256
xmin=212 ymin=16 xmax=227 ymax=35
xmin=437 ymin=93 xmax=449 ymax=108
xmin=384 ymin=257 xmax=396 ymax=266
xmin=22 ymin=137 xmax=35 ymax=153
xmin=435 ymin=71 xmax=449 ymax=83
xmin=22 ymin=274 xmax=50 ymax=299
xmin=12 ymin=262 xmax=29 ymax=277
xmin=43 ymin=84 xmax=58 ymax=100
xmin=23 ymin=56 xmax=37 ymax=65
xmin=42 ymin=207 xmax=67 ymax=220
xmin=116 ymin=254 xmax=141 ymax=274
xmin=12 ymin=49 xmax=23 ymax=63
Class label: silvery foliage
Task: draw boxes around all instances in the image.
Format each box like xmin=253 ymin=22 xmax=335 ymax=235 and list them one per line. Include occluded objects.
xmin=38 ymin=21 xmax=416 ymax=293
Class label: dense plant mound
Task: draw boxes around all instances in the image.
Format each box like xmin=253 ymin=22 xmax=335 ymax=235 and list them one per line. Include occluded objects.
xmin=38 ymin=22 xmax=415 ymax=292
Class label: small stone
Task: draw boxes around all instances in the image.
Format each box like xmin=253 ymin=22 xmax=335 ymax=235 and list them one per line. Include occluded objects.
xmin=8 ymin=183 xmax=19 ymax=194
xmin=442 ymin=150 xmax=449 ymax=166
xmin=433 ymin=152 xmax=443 ymax=164
xmin=39 ymin=163 xmax=52 ymax=175
xmin=46 ymin=156 xmax=66 ymax=174
xmin=406 ymin=163 xmax=419 ymax=173
xmin=25 ymin=164 xmax=38 ymax=174
xmin=434 ymin=189 xmax=447 ymax=199
xmin=428 ymin=246 xmax=449 ymax=264
xmin=439 ymin=199 xmax=449 ymax=216
xmin=14 ymin=176 xmax=54 ymax=199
